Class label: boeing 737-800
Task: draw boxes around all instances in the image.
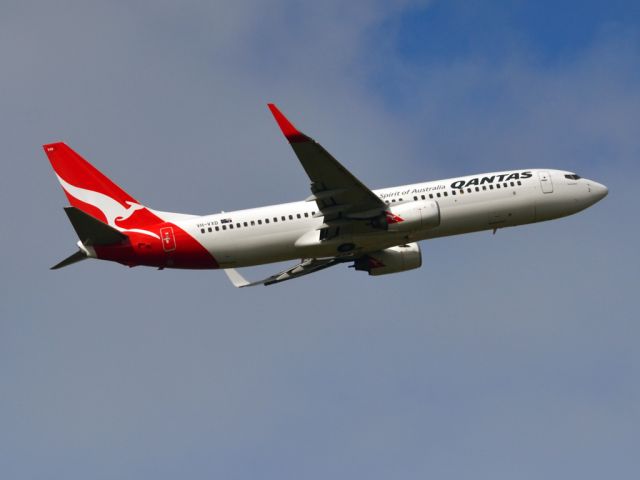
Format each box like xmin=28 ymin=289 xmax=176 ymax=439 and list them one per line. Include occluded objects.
xmin=45 ymin=104 xmax=608 ymax=286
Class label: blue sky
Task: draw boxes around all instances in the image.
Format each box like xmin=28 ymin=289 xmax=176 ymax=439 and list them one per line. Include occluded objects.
xmin=388 ymin=1 xmax=637 ymax=63
xmin=1 ymin=1 xmax=638 ymax=479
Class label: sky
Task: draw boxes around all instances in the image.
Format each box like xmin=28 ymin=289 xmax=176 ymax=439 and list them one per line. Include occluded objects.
xmin=1 ymin=1 xmax=639 ymax=478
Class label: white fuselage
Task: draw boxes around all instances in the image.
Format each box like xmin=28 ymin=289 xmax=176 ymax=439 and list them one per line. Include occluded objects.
xmin=179 ymin=169 xmax=607 ymax=268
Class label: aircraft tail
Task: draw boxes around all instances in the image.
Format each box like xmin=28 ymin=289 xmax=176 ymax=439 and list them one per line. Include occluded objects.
xmin=43 ymin=142 xmax=163 ymax=228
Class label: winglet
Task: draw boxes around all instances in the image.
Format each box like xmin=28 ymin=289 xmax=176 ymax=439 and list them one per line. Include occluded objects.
xmin=267 ymin=104 xmax=309 ymax=143
xmin=224 ymin=268 xmax=253 ymax=288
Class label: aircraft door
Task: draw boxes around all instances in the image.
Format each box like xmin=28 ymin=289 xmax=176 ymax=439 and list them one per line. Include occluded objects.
xmin=538 ymin=171 xmax=553 ymax=193
xmin=160 ymin=226 xmax=177 ymax=252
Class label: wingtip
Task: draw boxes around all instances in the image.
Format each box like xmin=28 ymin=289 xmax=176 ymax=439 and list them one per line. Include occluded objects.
xmin=224 ymin=268 xmax=251 ymax=288
xmin=267 ymin=104 xmax=309 ymax=143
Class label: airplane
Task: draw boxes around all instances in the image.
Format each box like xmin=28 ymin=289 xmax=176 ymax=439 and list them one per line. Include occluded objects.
xmin=44 ymin=104 xmax=608 ymax=287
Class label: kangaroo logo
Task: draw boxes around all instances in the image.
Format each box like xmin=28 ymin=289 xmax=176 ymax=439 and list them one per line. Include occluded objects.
xmin=385 ymin=211 xmax=405 ymax=224
xmin=56 ymin=175 xmax=160 ymax=239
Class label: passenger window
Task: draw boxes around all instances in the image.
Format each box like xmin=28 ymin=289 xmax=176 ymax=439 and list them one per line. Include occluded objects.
xmin=229 ymin=224 xmax=233 ymax=229
xmin=496 ymin=184 xmax=501 ymax=189
xmin=297 ymin=213 xmax=301 ymax=219
xmin=265 ymin=219 xmax=269 ymax=224
xmin=429 ymin=194 xmax=434 ymax=199
xmin=452 ymin=190 xmax=456 ymax=195
xmin=273 ymin=217 xmax=277 ymax=222
xmin=459 ymin=189 xmax=464 ymax=195
xmin=281 ymin=216 xmax=286 ymax=221
xmin=489 ymin=185 xmax=494 ymax=190
xmin=475 ymin=187 xmax=480 ymax=192
xmin=208 ymin=227 xmax=212 ymax=232
xmin=482 ymin=186 xmax=486 ymax=191
xmin=437 ymin=192 xmax=441 ymax=198
xmin=517 ymin=180 xmax=522 ymax=186
xmin=413 ymin=196 xmax=418 ymax=201
xmin=399 ymin=198 xmax=403 ymax=202
xmin=385 ymin=200 xmax=389 ymax=204
xmin=258 ymin=220 xmax=262 ymax=225
xmin=304 ymin=212 xmax=309 ymax=217
xmin=421 ymin=195 xmax=425 ymax=200
xmin=216 ymin=226 xmax=220 ymax=231
xmin=251 ymin=221 xmax=255 ymax=226
xmin=244 ymin=222 xmax=248 ymax=227
xmin=200 ymin=228 xmax=205 ymax=234
xmin=503 ymin=183 xmax=508 ymax=187
xmin=312 ymin=211 xmax=316 ymax=216
xmin=510 ymin=182 xmax=515 ymax=187
xmin=392 ymin=199 xmax=396 ymax=202
xmin=467 ymin=188 xmax=472 ymax=193
xmin=236 ymin=223 xmax=241 ymax=228
xmin=222 ymin=225 xmax=227 ymax=230
xmin=289 ymin=215 xmax=293 ymax=220
xmin=444 ymin=192 xmax=448 ymax=197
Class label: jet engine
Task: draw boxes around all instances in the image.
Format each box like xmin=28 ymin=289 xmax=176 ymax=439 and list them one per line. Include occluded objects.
xmin=354 ymin=242 xmax=422 ymax=276
xmin=385 ymin=200 xmax=440 ymax=232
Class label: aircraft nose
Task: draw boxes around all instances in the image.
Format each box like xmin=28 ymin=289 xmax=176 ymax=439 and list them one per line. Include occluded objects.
xmin=588 ymin=180 xmax=608 ymax=202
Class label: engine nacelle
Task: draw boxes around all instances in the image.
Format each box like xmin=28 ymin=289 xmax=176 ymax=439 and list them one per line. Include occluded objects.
xmin=354 ymin=242 xmax=422 ymax=276
xmin=385 ymin=200 xmax=440 ymax=232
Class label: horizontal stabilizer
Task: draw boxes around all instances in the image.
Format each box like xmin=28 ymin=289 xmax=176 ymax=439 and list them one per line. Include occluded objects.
xmin=64 ymin=207 xmax=128 ymax=245
xmin=51 ymin=249 xmax=87 ymax=270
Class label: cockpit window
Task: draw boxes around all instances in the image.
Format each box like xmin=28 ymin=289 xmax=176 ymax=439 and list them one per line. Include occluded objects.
xmin=565 ymin=174 xmax=581 ymax=180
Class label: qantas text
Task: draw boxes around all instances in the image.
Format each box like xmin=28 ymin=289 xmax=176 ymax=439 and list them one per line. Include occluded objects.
xmin=450 ymin=171 xmax=533 ymax=189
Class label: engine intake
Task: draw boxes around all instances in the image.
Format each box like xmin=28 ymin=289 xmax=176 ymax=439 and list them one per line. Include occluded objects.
xmin=354 ymin=242 xmax=422 ymax=276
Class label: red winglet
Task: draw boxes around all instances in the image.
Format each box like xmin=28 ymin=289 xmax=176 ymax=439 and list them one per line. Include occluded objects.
xmin=267 ymin=104 xmax=309 ymax=143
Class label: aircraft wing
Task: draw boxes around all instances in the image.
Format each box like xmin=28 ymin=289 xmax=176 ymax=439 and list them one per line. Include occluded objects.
xmin=268 ymin=104 xmax=386 ymax=232
xmin=224 ymin=257 xmax=347 ymax=287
